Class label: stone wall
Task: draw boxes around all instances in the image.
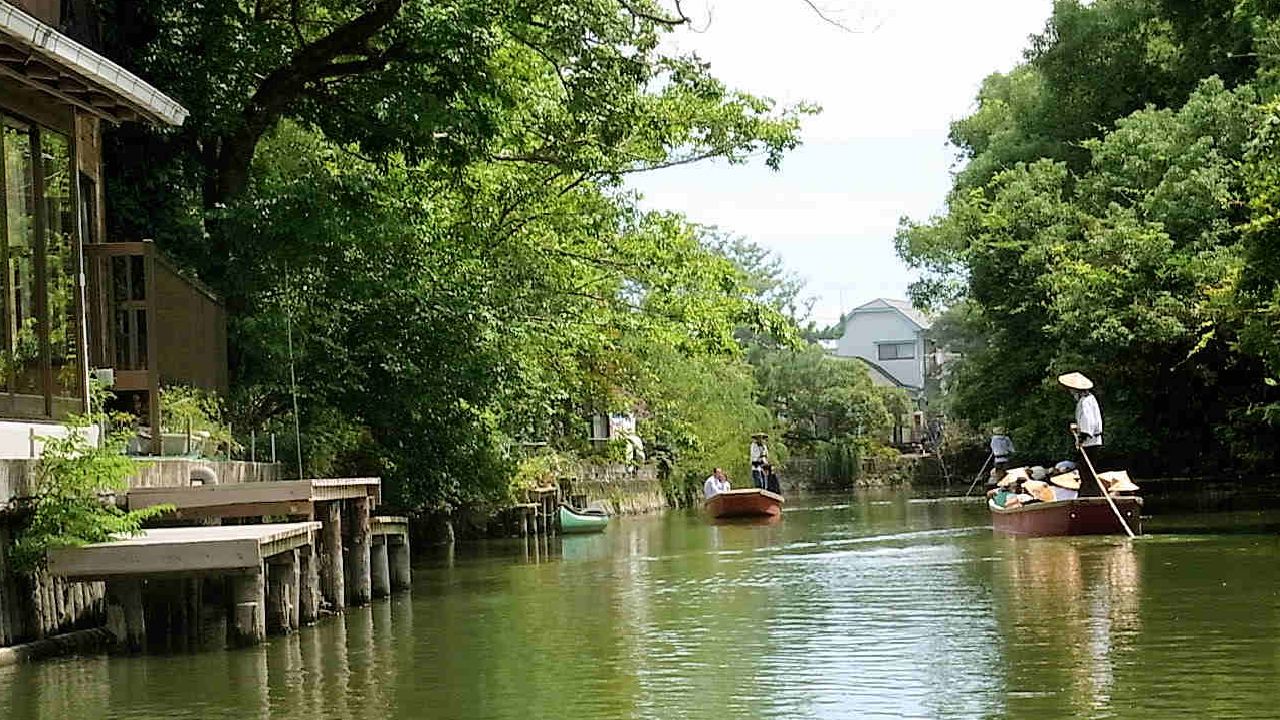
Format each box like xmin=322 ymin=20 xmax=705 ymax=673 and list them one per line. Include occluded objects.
xmin=560 ymin=463 xmax=667 ymax=515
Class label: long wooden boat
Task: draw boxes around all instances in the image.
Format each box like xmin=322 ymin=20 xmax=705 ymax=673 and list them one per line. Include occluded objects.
xmin=990 ymin=496 xmax=1143 ymax=537
xmin=704 ymin=488 xmax=784 ymax=519
xmin=559 ymin=504 xmax=609 ymax=534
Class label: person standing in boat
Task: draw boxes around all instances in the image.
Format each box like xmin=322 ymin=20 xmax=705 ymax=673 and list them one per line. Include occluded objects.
xmin=750 ymin=433 xmax=770 ymax=489
xmin=1059 ymin=371 xmax=1104 ymax=497
xmin=704 ymin=467 xmax=731 ymax=499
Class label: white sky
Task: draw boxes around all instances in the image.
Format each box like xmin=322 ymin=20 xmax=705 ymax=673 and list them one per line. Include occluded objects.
xmin=628 ymin=0 xmax=1055 ymax=327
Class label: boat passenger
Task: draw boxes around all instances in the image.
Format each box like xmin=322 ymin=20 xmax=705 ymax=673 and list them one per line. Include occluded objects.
xmin=750 ymin=433 xmax=769 ymax=488
xmin=763 ymin=463 xmax=782 ymax=494
xmin=1048 ymin=470 xmax=1080 ymax=501
xmin=703 ymin=467 xmax=731 ymax=499
xmin=1059 ymin=371 xmax=1105 ymax=497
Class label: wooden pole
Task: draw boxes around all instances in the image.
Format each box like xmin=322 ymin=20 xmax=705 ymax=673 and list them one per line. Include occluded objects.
xmin=349 ymin=497 xmax=372 ymax=606
xmin=299 ymin=539 xmax=320 ymax=624
xmin=964 ymin=452 xmax=994 ymax=497
xmin=229 ymin=566 xmax=266 ymax=646
xmin=371 ymin=536 xmax=390 ymax=598
xmin=319 ymin=501 xmax=345 ymax=610
xmin=1074 ymin=433 xmax=1136 ymax=539
xmin=389 ymin=536 xmax=411 ymax=591
xmin=105 ymin=579 xmax=146 ymax=652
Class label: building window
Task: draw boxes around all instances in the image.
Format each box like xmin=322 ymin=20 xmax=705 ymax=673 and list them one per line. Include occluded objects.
xmin=0 ymin=112 xmax=83 ymax=419
xmin=877 ymin=342 xmax=916 ymax=361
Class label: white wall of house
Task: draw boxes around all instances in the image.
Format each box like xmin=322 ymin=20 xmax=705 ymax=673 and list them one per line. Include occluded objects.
xmin=835 ymin=301 xmax=926 ymax=390
xmin=0 ymin=420 xmax=98 ymax=459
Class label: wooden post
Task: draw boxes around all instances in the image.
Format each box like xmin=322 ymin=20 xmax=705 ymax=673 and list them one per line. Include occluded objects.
xmin=371 ymin=536 xmax=390 ymax=598
xmin=319 ymin=501 xmax=345 ymax=610
xmin=266 ymin=553 xmax=296 ymax=634
xmin=229 ymin=566 xmax=266 ymax=647
xmin=0 ymin=523 xmax=10 ymax=647
xmin=389 ymin=536 xmax=412 ymax=592
xmin=105 ymin=578 xmax=146 ymax=652
xmin=349 ymin=497 xmax=372 ymax=606
xmin=299 ymin=539 xmax=320 ymax=624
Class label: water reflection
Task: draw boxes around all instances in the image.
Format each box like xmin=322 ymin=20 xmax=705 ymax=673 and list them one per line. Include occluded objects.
xmin=3 ymin=494 xmax=1280 ymax=719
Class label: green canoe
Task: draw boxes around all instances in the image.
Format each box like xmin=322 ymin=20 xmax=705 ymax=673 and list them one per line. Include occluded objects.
xmin=559 ymin=504 xmax=610 ymax=534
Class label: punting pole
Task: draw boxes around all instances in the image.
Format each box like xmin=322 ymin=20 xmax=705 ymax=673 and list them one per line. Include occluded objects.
xmin=1073 ymin=431 xmax=1136 ymax=539
xmin=964 ymin=452 xmax=994 ymax=498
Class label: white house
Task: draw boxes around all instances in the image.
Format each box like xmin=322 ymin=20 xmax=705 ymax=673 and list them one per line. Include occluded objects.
xmin=834 ymin=298 xmax=936 ymax=396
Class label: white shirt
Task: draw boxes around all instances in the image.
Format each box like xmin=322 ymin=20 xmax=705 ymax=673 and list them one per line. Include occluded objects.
xmin=1076 ymin=393 xmax=1103 ymax=447
xmin=704 ymin=475 xmax=730 ymax=499
xmin=990 ymin=435 xmax=1015 ymax=461
xmin=750 ymin=441 xmax=768 ymax=464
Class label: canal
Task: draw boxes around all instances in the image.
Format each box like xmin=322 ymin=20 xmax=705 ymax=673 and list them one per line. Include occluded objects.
xmin=2 ymin=490 xmax=1279 ymax=720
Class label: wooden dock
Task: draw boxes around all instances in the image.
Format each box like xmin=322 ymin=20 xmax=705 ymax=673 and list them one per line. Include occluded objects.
xmin=126 ymin=478 xmax=382 ymax=610
xmin=47 ymin=523 xmax=321 ymax=651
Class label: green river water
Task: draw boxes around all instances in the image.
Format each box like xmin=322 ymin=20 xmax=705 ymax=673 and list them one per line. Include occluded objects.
xmin=3 ymin=489 xmax=1280 ymax=720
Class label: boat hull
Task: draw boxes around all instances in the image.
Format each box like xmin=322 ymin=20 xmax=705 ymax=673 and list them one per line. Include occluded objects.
xmin=559 ymin=505 xmax=609 ymax=534
xmin=990 ymin=497 xmax=1143 ymax=537
xmin=704 ymin=489 xmax=784 ymax=519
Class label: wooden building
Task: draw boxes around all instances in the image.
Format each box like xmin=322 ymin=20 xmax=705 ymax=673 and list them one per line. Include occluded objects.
xmin=0 ymin=0 xmax=223 ymax=456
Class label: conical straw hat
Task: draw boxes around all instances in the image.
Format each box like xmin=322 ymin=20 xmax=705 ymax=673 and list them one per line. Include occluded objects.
xmin=1049 ymin=470 xmax=1081 ymax=490
xmin=1057 ymin=372 xmax=1094 ymax=390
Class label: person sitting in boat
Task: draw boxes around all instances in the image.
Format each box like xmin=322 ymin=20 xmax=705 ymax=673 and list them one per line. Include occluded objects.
xmin=763 ymin=463 xmax=782 ymax=494
xmin=1047 ymin=469 xmax=1081 ymax=501
xmin=750 ymin=433 xmax=769 ymax=488
xmin=1098 ymin=470 xmax=1140 ymax=496
xmin=1059 ymin=371 xmax=1104 ymax=497
xmin=704 ymin=467 xmax=731 ymax=499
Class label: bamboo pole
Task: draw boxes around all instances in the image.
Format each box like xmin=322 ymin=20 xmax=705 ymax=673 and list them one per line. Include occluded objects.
xmin=1072 ymin=429 xmax=1136 ymax=539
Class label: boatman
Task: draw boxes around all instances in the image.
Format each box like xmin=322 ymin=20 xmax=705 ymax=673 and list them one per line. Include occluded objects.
xmin=704 ymin=467 xmax=731 ymax=499
xmin=989 ymin=428 xmax=1015 ymax=476
xmin=749 ymin=433 xmax=769 ymax=489
xmin=1059 ymin=371 xmax=1104 ymax=497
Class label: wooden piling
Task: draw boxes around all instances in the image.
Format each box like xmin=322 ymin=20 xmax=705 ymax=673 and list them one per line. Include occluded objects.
xmin=371 ymin=537 xmax=390 ymax=598
xmin=105 ymin=579 xmax=146 ymax=652
xmin=349 ymin=497 xmax=372 ymax=606
xmin=229 ymin=567 xmax=266 ymax=647
xmin=389 ymin=537 xmax=411 ymax=591
xmin=299 ymin=540 xmax=319 ymax=624
xmin=319 ymin=501 xmax=345 ymax=610
xmin=266 ymin=551 xmax=299 ymax=634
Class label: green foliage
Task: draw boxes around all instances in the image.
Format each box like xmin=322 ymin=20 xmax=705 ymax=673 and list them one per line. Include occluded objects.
xmin=160 ymin=385 xmax=238 ymax=456
xmin=899 ymin=1 xmax=1280 ymax=475
xmin=90 ymin=1 xmax=811 ymax=512
xmin=12 ymin=397 xmax=170 ymax=571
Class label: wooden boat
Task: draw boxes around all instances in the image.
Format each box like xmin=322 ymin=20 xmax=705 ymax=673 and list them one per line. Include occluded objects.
xmin=704 ymin=488 xmax=784 ymax=519
xmin=990 ymin=496 xmax=1143 ymax=537
xmin=559 ymin=504 xmax=609 ymax=534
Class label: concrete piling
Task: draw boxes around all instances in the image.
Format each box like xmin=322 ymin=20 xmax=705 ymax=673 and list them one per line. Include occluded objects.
xmin=349 ymin=497 xmax=372 ymax=607
xmin=371 ymin=537 xmax=391 ymax=598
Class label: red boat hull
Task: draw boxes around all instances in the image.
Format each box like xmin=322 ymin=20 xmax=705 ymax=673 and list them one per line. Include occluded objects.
xmin=704 ymin=489 xmax=784 ymax=519
xmin=990 ymin=497 xmax=1143 ymax=537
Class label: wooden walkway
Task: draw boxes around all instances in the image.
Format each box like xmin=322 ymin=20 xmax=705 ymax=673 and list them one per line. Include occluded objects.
xmin=47 ymin=523 xmax=322 ymax=651
xmin=126 ymin=478 xmax=380 ymax=519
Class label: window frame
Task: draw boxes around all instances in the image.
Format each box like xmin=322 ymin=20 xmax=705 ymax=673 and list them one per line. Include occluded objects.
xmin=0 ymin=108 xmax=86 ymax=420
xmin=876 ymin=341 xmax=917 ymax=361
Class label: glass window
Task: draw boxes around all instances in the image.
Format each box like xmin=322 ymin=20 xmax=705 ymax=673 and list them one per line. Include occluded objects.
xmin=0 ymin=113 xmax=85 ymax=419
xmin=878 ymin=342 xmax=916 ymax=361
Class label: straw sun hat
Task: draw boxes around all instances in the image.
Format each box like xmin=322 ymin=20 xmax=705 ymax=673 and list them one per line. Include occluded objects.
xmin=1022 ymin=480 xmax=1056 ymax=503
xmin=1049 ymin=470 xmax=1081 ymax=490
xmin=1057 ymin=372 xmax=1094 ymax=391
xmin=1098 ymin=470 xmax=1140 ymax=493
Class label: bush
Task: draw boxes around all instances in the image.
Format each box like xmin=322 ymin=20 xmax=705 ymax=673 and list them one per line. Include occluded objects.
xmin=12 ymin=393 xmax=171 ymax=570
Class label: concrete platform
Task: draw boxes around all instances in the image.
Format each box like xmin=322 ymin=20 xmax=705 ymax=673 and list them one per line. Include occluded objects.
xmin=125 ymin=478 xmax=380 ymax=519
xmin=47 ymin=523 xmax=321 ymax=580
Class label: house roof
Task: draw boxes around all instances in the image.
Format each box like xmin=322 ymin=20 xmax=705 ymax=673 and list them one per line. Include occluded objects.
xmin=849 ymin=298 xmax=932 ymax=330
xmin=850 ymin=356 xmax=923 ymax=393
xmin=0 ymin=3 xmax=187 ymax=125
